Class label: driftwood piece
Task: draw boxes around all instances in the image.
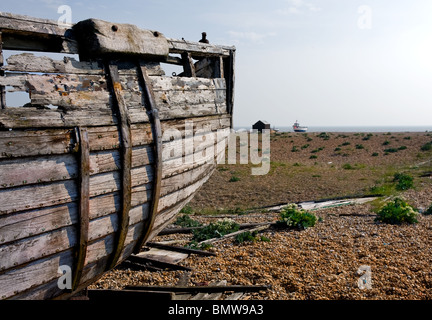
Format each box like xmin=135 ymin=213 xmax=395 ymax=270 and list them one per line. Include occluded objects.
xmin=146 ymin=242 xmax=217 ymax=257
xmin=135 ymin=248 xmax=188 ymax=265
xmin=198 ymin=224 xmax=271 ymax=246
xmin=127 ymin=254 xmax=191 ymax=271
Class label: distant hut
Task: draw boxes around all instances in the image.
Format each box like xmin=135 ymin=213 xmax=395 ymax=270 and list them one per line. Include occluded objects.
xmin=252 ymin=120 xmax=271 ymax=133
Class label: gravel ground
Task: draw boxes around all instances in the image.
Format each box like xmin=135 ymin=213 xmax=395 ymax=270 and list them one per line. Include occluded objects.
xmin=91 ymin=186 xmax=432 ymax=300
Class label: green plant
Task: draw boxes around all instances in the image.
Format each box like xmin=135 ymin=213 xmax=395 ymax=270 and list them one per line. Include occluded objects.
xmin=424 ymin=204 xmax=432 ymax=215
xmin=375 ymin=198 xmax=418 ymax=225
xmin=234 ymin=231 xmax=258 ymax=244
xmin=398 ymin=146 xmax=407 ymax=151
xmin=421 ymin=142 xmax=432 ymax=151
xmin=372 ymin=152 xmax=379 ymax=157
xmin=383 ymin=141 xmax=391 ymax=146
xmin=393 ymin=172 xmax=414 ymax=191
xmin=229 ymin=176 xmax=240 ymax=182
xmin=186 ymin=241 xmax=213 ymax=250
xmin=309 ymin=155 xmax=318 ymax=159
xmin=192 ymin=218 xmax=240 ymax=242
xmin=291 ymin=146 xmax=299 ymax=152
xmin=384 ymin=148 xmax=398 ymax=153
xmin=317 ymin=132 xmax=330 ymax=140
xmin=341 ymin=142 xmax=351 ymax=146
xmin=277 ymin=204 xmax=317 ymax=230
xmin=342 ymin=163 xmax=354 ymax=170
xmin=174 ymin=214 xmax=202 ymax=228
xmin=356 ymin=144 xmax=365 ymax=149
xmin=180 ymin=205 xmax=194 ymax=215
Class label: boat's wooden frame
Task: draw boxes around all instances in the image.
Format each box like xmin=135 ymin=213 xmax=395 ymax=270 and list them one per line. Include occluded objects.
xmin=0 ymin=12 xmax=235 ymax=300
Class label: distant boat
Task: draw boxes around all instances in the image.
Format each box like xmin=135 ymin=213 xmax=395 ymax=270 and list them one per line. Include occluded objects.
xmin=293 ymin=120 xmax=308 ymax=132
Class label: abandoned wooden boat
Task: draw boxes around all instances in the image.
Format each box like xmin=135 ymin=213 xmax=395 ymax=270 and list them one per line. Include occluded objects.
xmin=0 ymin=12 xmax=235 ymax=300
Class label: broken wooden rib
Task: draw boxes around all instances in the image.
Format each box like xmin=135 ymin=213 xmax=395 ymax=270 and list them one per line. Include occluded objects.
xmin=0 ymin=12 xmax=235 ymax=300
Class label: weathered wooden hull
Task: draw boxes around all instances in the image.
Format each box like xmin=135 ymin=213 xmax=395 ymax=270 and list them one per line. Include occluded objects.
xmin=0 ymin=13 xmax=235 ymax=299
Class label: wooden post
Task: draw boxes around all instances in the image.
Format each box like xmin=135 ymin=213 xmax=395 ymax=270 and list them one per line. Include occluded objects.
xmin=181 ymin=52 xmax=196 ymax=77
xmin=133 ymin=64 xmax=163 ymax=254
xmin=71 ymin=127 xmax=90 ymax=291
xmin=106 ymin=63 xmax=132 ymax=270
xmin=0 ymin=31 xmax=6 ymax=109
xmin=224 ymin=50 xmax=235 ymax=126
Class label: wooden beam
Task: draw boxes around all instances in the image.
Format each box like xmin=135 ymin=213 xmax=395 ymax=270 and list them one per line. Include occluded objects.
xmin=0 ymin=12 xmax=77 ymax=53
xmin=106 ymin=63 xmax=132 ymax=270
xmin=127 ymin=255 xmax=192 ymax=271
xmin=198 ymin=224 xmax=271 ymax=246
xmin=0 ymin=31 xmax=5 ymax=109
xmin=133 ymin=64 xmax=163 ymax=254
xmin=146 ymin=242 xmax=217 ymax=257
xmin=181 ymin=52 xmax=196 ymax=77
xmin=167 ymin=37 xmax=234 ymax=57
xmin=71 ymin=127 xmax=90 ymax=291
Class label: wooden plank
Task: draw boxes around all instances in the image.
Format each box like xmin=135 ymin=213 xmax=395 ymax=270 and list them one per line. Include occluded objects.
xmin=0 ymin=165 xmax=153 ymax=215
xmin=133 ymin=65 xmax=163 ymax=255
xmin=0 ymin=12 xmax=77 ymax=53
xmin=0 ymin=113 xmax=230 ymax=159
xmin=127 ymin=255 xmax=192 ymax=271
xmin=73 ymin=19 xmax=169 ymax=59
xmin=0 ymin=160 xmax=214 ymax=245
xmin=146 ymin=242 xmax=217 ymax=256
xmin=2 ymin=53 xmax=165 ymax=76
xmin=181 ymin=52 xmax=196 ymax=77
xmin=135 ymin=248 xmax=188 ymax=264
xmin=106 ymin=63 xmax=132 ymax=270
xmin=0 ymin=74 xmax=228 ymax=128
xmin=198 ymin=224 xmax=271 ymax=246
xmin=167 ymin=38 xmax=233 ymax=57
xmin=71 ymin=127 xmax=90 ymax=291
xmin=0 ymin=146 xmax=153 ymax=189
xmin=0 ymin=32 xmax=5 ymax=109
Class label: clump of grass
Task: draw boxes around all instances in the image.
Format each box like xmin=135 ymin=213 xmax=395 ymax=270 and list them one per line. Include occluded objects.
xmin=424 ymin=204 xmax=432 ymax=215
xmin=372 ymin=152 xmax=379 ymax=157
xmin=317 ymin=132 xmax=330 ymax=140
xmin=356 ymin=144 xmax=365 ymax=150
xmin=180 ymin=205 xmax=194 ymax=214
xmin=421 ymin=142 xmax=432 ymax=151
xmin=311 ymin=147 xmax=324 ymax=153
xmin=334 ymin=147 xmax=342 ymax=152
xmin=234 ymin=231 xmax=271 ymax=244
xmin=383 ymin=141 xmax=391 ymax=146
xmin=342 ymin=163 xmax=355 ymax=170
xmin=229 ymin=176 xmax=240 ymax=182
xmin=341 ymin=142 xmax=351 ymax=146
xmin=276 ymin=204 xmax=317 ymax=230
xmin=291 ymin=146 xmax=299 ymax=152
xmin=375 ymin=197 xmax=418 ymax=225
xmin=393 ymin=172 xmax=414 ymax=191
xmin=192 ymin=218 xmax=240 ymax=242
xmin=174 ymin=214 xmax=202 ymax=228
xmin=309 ymin=155 xmax=318 ymax=159
xmin=384 ymin=148 xmax=399 ymax=153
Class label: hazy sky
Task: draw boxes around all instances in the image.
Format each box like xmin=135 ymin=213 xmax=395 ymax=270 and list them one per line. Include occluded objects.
xmin=2 ymin=0 xmax=432 ymax=127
